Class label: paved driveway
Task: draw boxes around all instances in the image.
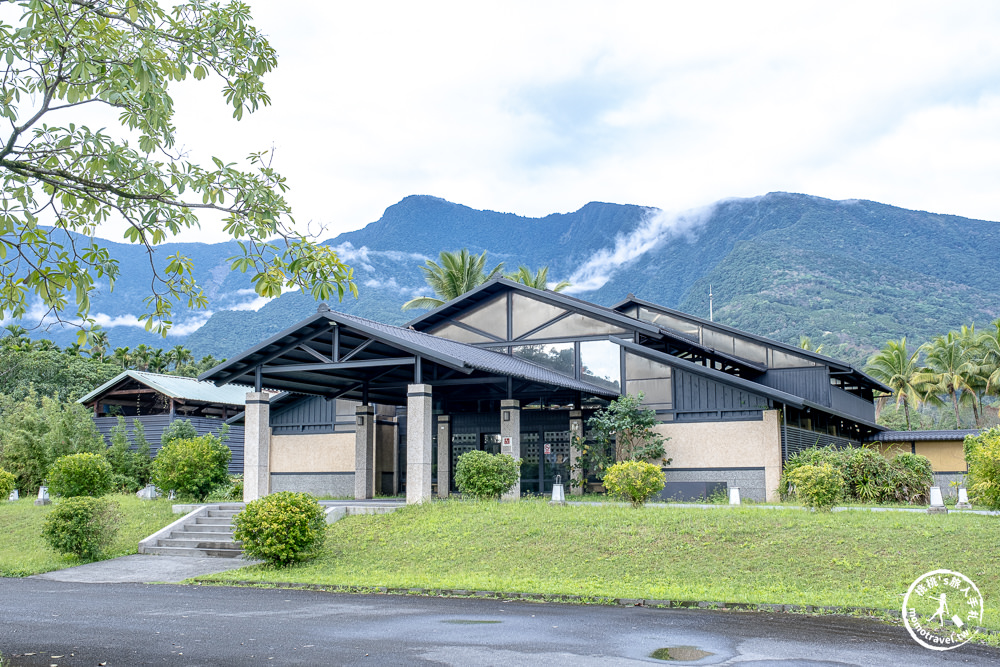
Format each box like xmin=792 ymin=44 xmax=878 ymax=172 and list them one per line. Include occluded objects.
xmin=2 ymin=578 xmax=998 ymax=665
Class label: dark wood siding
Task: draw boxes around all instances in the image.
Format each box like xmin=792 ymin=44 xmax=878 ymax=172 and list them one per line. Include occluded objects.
xmin=673 ymin=369 xmax=768 ymax=421
xmin=271 ymin=396 xmax=357 ymax=435
xmin=92 ymin=415 xmax=244 ymax=474
xmin=759 ymin=367 xmax=830 ymax=405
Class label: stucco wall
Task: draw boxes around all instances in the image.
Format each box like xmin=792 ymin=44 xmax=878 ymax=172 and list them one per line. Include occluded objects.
xmin=270 ymin=433 xmax=354 ymax=473
xmin=654 ymin=410 xmax=782 ymax=501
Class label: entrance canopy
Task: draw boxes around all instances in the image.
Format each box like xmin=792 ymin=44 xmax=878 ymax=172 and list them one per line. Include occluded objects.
xmin=200 ymin=305 xmax=616 ymax=407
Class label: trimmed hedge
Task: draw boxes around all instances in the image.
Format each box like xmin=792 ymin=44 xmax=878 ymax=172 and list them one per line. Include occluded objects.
xmin=454 ymin=450 xmax=520 ymax=500
xmin=602 ymin=460 xmax=665 ymax=508
xmin=41 ymin=496 xmax=122 ymax=559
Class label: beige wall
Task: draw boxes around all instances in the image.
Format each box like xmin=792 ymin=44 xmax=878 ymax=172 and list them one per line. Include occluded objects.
xmin=654 ymin=410 xmax=783 ymax=501
xmin=270 ymin=433 xmax=354 ymax=473
xmin=875 ymin=440 xmax=967 ymax=473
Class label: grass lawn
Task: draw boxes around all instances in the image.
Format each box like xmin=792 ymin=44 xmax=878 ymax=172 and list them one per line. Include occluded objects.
xmin=201 ymin=499 xmax=1000 ymax=632
xmin=0 ymin=494 xmax=177 ymax=577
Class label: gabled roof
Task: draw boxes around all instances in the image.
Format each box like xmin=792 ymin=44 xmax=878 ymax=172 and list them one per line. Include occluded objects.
xmin=78 ymin=370 xmax=252 ymax=406
xmin=613 ymin=295 xmax=892 ymax=394
xmin=867 ymin=429 xmax=979 ymax=442
xmin=405 ymin=278 xmax=662 ymax=337
xmin=200 ymin=306 xmax=617 ymax=402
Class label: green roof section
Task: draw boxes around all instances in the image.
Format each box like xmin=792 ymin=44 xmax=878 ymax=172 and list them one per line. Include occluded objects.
xmin=78 ymin=370 xmax=252 ymax=406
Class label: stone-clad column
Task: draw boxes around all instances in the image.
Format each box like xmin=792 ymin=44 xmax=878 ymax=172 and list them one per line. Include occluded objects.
xmin=436 ymin=415 xmax=451 ymax=499
xmin=500 ymin=399 xmax=521 ymax=500
xmin=569 ymin=410 xmax=584 ymax=496
xmin=355 ymin=404 xmax=376 ymax=500
xmin=244 ymin=392 xmax=271 ymax=502
xmin=407 ymin=384 xmax=433 ymax=504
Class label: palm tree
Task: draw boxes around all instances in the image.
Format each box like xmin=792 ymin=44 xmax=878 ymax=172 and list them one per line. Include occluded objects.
xmin=2 ymin=324 xmax=29 ymax=350
xmin=864 ymin=338 xmax=924 ymax=430
xmin=401 ymin=249 xmax=504 ymax=311
xmin=148 ymin=349 xmax=169 ymax=373
xmin=168 ymin=344 xmax=193 ymax=371
xmin=798 ymin=335 xmax=825 ymax=355
xmin=35 ymin=339 xmax=57 ymax=352
xmin=505 ymin=266 xmax=571 ymax=292
xmin=916 ymin=332 xmax=977 ymax=429
xmin=979 ymin=318 xmax=1000 ymax=404
xmin=88 ymin=330 xmax=110 ymax=362
xmin=112 ymin=346 xmax=132 ymax=370
xmin=131 ymin=344 xmax=153 ymax=371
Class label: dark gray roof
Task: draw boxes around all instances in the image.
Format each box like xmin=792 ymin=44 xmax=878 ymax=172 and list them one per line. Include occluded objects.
xmin=867 ymin=429 xmax=979 ymax=442
xmin=202 ymin=306 xmax=617 ymax=399
xmin=322 ymin=309 xmax=617 ymax=396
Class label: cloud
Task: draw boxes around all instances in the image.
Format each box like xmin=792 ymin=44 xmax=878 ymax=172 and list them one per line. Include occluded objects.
xmin=362 ymin=277 xmax=427 ymax=299
xmin=332 ymin=242 xmax=430 ymax=274
xmin=566 ymin=205 xmax=716 ymax=293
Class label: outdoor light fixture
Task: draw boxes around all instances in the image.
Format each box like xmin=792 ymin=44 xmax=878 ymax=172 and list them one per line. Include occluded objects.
xmin=357 ymin=415 xmax=365 ymax=426
xmin=503 ymin=411 xmax=510 ymax=421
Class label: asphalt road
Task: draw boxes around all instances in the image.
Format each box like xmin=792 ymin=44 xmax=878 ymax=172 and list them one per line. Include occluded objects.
xmin=1 ymin=579 xmax=997 ymax=666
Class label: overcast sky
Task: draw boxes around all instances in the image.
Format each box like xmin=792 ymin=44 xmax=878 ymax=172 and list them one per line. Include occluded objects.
xmin=141 ymin=1 xmax=1000 ymax=242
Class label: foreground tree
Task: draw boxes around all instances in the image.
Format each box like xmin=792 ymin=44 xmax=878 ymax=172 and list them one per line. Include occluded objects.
xmin=401 ymin=249 xmax=503 ymax=311
xmin=0 ymin=0 xmax=355 ymax=339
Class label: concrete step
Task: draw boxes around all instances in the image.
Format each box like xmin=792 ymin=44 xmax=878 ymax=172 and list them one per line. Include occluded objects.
xmin=159 ymin=538 xmax=242 ymax=550
xmin=142 ymin=545 xmax=244 ymax=558
xmin=194 ymin=516 xmax=235 ymax=526
xmin=172 ymin=530 xmax=235 ymax=541
xmin=207 ymin=509 xmax=241 ymax=518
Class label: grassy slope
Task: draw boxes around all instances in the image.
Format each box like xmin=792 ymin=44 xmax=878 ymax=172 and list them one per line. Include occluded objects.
xmin=0 ymin=494 xmax=177 ymax=577
xmin=203 ymin=501 xmax=1000 ymax=631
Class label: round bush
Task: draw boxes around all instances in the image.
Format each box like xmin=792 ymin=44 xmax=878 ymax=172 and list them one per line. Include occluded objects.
xmin=0 ymin=467 xmax=15 ymax=499
xmin=454 ymin=450 xmax=520 ymax=500
xmin=602 ymin=460 xmax=665 ymax=507
xmin=785 ymin=463 xmax=844 ymax=511
xmin=232 ymin=492 xmax=326 ymax=565
xmin=41 ymin=496 xmax=121 ymax=559
xmin=965 ymin=427 xmax=1000 ymax=509
xmin=151 ymin=435 xmax=231 ymax=501
xmin=48 ymin=453 xmax=113 ymax=498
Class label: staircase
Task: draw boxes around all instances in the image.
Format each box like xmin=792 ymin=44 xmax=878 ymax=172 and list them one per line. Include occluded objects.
xmin=139 ymin=504 xmax=244 ymax=558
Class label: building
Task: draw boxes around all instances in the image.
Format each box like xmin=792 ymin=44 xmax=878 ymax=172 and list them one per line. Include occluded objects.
xmin=79 ymin=370 xmax=248 ymax=473
xmin=202 ymin=279 xmax=890 ymax=503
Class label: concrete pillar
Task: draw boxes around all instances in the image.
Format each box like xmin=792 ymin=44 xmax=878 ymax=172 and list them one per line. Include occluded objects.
xmin=407 ymin=384 xmax=433 ymax=504
xmin=569 ymin=410 xmax=584 ymax=496
xmin=500 ymin=399 xmax=521 ymax=500
xmin=436 ymin=415 xmax=451 ymax=498
xmin=244 ymin=392 xmax=271 ymax=502
xmin=355 ymin=404 xmax=376 ymax=500
xmin=391 ymin=417 xmax=400 ymax=495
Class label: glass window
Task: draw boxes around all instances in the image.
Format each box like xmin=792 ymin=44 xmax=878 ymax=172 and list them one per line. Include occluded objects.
xmin=511 ymin=293 xmax=568 ymax=339
xmin=512 ymin=343 xmax=575 ymax=376
xmin=580 ymin=340 xmax=621 ymax=391
xmin=771 ymin=349 xmax=816 ymax=368
xmin=526 ymin=313 xmax=629 ymax=340
xmin=638 ymin=307 xmax=699 ymax=339
xmin=733 ymin=338 xmax=767 ymax=364
xmin=702 ymin=328 xmax=735 ymax=355
xmin=455 ymin=295 xmax=508 ymax=338
xmin=626 ymin=351 xmax=672 ymax=380
xmin=626 ymin=378 xmax=671 ymax=408
xmin=428 ymin=323 xmax=494 ymax=344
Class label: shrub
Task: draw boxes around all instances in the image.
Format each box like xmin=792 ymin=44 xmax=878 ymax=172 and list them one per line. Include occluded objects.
xmin=205 ymin=474 xmax=244 ymax=502
xmin=454 ymin=450 xmax=520 ymax=500
xmin=888 ymin=452 xmax=933 ymax=504
xmin=602 ymin=460 xmax=665 ymax=507
xmin=160 ymin=419 xmax=199 ymax=446
xmin=574 ymin=394 xmax=671 ymax=486
xmin=0 ymin=467 xmax=15 ymax=499
xmin=779 ymin=445 xmax=932 ymax=505
xmin=232 ymin=492 xmax=326 ymax=565
xmin=965 ymin=427 xmax=1000 ymax=510
xmin=48 ymin=453 xmax=113 ymax=498
xmin=151 ymin=434 xmax=231 ymax=501
xmin=41 ymin=496 xmax=122 ymax=559
xmin=785 ymin=463 xmax=843 ymax=511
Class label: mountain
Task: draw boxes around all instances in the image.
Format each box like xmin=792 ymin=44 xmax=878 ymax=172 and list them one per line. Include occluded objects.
xmin=25 ymin=193 xmax=1000 ymax=367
